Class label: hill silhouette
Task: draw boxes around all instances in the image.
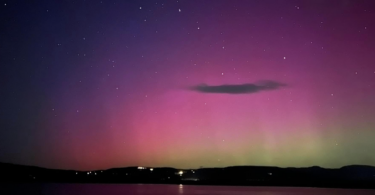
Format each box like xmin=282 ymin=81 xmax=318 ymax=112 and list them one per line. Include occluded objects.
xmin=1 ymin=162 xmax=375 ymax=189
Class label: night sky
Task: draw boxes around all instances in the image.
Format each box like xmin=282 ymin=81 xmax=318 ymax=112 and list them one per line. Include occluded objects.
xmin=1 ymin=0 xmax=375 ymax=171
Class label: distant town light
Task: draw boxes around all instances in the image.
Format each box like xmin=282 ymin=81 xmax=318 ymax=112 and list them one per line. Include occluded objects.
xmin=150 ymin=168 xmax=153 ymax=171
xmin=178 ymin=171 xmax=183 ymax=176
xmin=138 ymin=166 xmax=145 ymax=170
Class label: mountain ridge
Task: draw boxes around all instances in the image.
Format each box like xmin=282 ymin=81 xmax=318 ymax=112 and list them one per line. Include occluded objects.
xmin=1 ymin=162 xmax=375 ymax=189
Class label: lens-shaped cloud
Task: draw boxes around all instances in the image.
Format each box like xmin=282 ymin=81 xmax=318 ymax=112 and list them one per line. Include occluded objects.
xmin=189 ymin=80 xmax=286 ymax=94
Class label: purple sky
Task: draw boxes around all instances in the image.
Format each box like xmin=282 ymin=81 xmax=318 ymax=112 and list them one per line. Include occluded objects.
xmin=1 ymin=0 xmax=375 ymax=170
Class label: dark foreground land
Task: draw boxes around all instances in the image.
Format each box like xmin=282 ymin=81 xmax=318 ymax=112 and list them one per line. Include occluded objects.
xmin=1 ymin=162 xmax=375 ymax=189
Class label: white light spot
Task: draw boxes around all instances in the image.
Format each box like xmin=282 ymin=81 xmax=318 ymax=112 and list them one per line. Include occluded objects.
xmin=83 ymin=37 xmax=86 ymax=40
xmin=76 ymin=110 xmax=79 ymax=113
xmin=221 ymin=72 xmax=224 ymax=75
xmin=283 ymin=57 xmax=286 ymax=60
xmin=331 ymin=93 xmax=334 ymax=96
xmin=145 ymin=95 xmax=147 ymax=97
xmin=222 ymin=46 xmax=225 ymax=49
xmin=150 ymin=168 xmax=153 ymax=171
xmin=197 ymin=27 xmax=200 ymax=30
xmin=178 ymin=9 xmax=181 ymax=12
xmin=355 ymin=72 xmax=358 ymax=74
xmin=139 ymin=7 xmax=142 ymax=9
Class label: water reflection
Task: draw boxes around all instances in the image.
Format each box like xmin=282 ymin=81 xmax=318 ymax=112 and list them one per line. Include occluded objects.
xmin=1 ymin=184 xmax=374 ymax=195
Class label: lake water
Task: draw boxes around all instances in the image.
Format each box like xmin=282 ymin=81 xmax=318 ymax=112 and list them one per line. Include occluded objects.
xmin=1 ymin=184 xmax=374 ymax=195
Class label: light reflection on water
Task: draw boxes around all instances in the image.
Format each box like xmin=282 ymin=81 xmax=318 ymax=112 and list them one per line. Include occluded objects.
xmin=1 ymin=184 xmax=375 ymax=195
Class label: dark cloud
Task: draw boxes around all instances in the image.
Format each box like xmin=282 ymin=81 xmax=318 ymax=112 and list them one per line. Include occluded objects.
xmin=189 ymin=80 xmax=286 ymax=94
